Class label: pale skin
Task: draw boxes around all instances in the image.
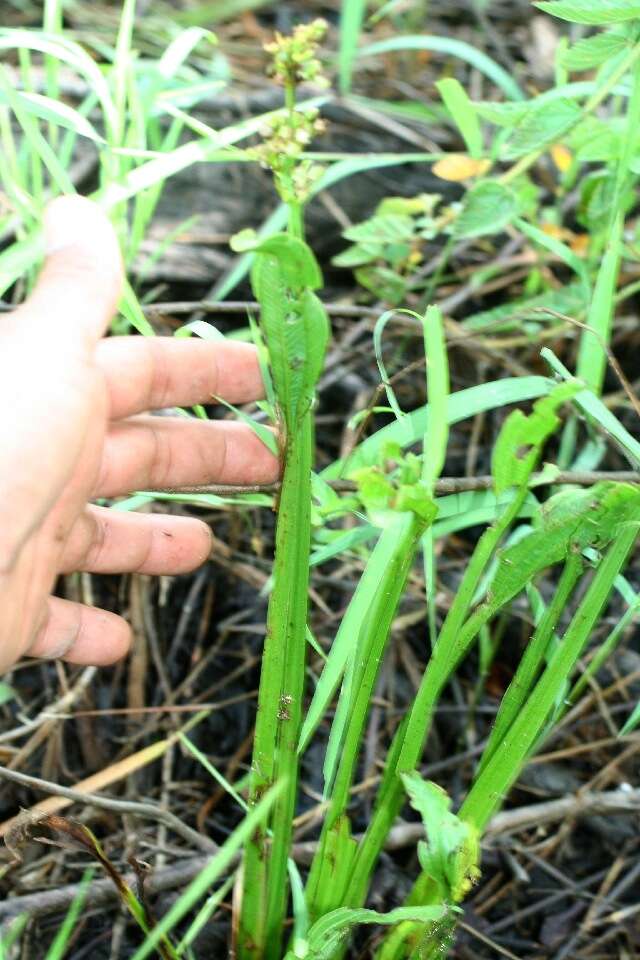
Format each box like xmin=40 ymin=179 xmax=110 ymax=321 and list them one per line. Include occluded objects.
xmin=0 ymin=196 xmax=280 ymax=673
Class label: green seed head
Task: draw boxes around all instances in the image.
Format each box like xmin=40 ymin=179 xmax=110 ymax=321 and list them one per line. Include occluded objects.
xmin=264 ymin=18 xmax=329 ymax=88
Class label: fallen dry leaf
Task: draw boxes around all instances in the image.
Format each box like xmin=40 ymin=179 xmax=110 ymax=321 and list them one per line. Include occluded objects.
xmin=432 ymin=155 xmax=491 ymax=182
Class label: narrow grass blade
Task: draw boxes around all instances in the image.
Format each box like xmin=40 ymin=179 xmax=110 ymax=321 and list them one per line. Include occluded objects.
xmin=338 ymin=0 xmax=368 ymax=94
xmin=299 ymin=523 xmax=397 ymax=754
xmin=176 ymin=874 xmax=235 ymax=957
xmin=478 ymin=552 xmax=583 ymax=774
xmin=323 ymin=376 xmax=552 ymax=478
xmin=436 ymin=78 xmax=483 ymax=157
xmin=44 ymin=870 xmax=93 ymax=960
xmin=542 ymin=349 xmax=640 ymax=466
xmin=421 ymin=305 xmax=449 ymax=645
xmin=358 ymin=36 xmax=524 ymax=101
xmin=461 ymin=522 xmax=640 ymax=830
xmin=130 ymin=783 xmax=283 ymax=960
xmin=179 ymin=734 xmax=248 ymax=812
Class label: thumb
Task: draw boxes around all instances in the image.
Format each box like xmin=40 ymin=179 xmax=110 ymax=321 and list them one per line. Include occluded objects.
xmin=18 ymin=195 xmax=124 ymax=346
xmin=0 ymin=197 xmax=123 ymax=571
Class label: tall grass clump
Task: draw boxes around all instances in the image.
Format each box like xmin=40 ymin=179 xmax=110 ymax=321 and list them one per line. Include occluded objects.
xmin=231 ymin=5 xmax=640 ymax=959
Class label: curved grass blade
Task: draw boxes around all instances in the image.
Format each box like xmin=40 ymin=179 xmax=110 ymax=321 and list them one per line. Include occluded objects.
xmin=358 ymin=36 xmax=524 ymax=101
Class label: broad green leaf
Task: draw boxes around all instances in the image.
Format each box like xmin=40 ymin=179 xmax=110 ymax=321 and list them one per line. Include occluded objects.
xmin=291 ymin=904 xmax=448 ymax=960
xmin=0 ymin=682 xmax=15 ymax=707
xmin=235 ymin=231 xmax=323 ymax=291
xmin=352 ymin=467 xmax=395 ymax=520
xmin=535 ymin=1 xmax=640 ymax=24
xmin=246 ymin=234 xmax=329 ymax=428
xmin=487 ymin=483 xmax=640 ymax=613
xmin=474 ymin=100 xmax=530 ymax=127
xmin=436 ymin=78 xmax=483 ymax=157
xmin=570 ymin=116 xmax=623 ymax=163
xmin=332 ymin=242 xmax=383 ymax=267
xmin=455 ymin=180 xmax=518 ymax=238
xmin=402 ymin=774 xmax=480 ymax=903
xmin=212 ymin=153 xmax=437 ymax=301
xmin=355 ymin=265 xmax=406 ymax=305
xmin=301 ymin=289 xmax=331 ymax=395
xmin=560 ymin=31 xmax=629 ymax=70
xmin=504 ymin=98 xmax=582 ymax=159
xmin=492 ymin=382 xmax=579 ymax=494
xmin=343 ymin=213 xmax=414 ymax=244
xmin=475 ymin=80 xmax=628 ymax=129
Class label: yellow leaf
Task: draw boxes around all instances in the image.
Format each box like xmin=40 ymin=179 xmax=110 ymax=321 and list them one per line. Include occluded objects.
xmin=570 ymin=233 xmax=590 ymax=256
xmin=541 ymin=222 xmax=571 ymax=241
xmin=432 ymin=155 xmax=491 ymax=182
xmin=551 ymin=144 xmax=572 ymax=173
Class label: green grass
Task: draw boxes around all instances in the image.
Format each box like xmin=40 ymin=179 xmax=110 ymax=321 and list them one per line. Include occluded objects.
xmin=2 ymin=1 xmax=640 ymax=958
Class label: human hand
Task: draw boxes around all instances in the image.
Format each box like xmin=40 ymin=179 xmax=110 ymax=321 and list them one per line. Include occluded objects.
xmin=0 ymin=196 xmax=279 ymax=673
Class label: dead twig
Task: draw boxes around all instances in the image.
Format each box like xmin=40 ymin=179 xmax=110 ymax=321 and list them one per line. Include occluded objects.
xmin=0 ymin=764 xmax=216 ymax=855
xmin=158 ymin=470 xmax=640 ymax=498
xmin=1 ymin=787 xmax=638 ymax=927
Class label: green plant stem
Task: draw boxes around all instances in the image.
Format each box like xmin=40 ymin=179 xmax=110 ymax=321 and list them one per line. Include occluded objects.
xmin=477 ymin=550 xmax=583 ymax=775
xmin=239 ymin=412 xmax=313 ymax=960
xmin=345 ymin=485 xmax=530 ymax=907
xmin=239 ymin=103 xmax=317 ymax=955
xmin=284 ymin=78 xmax=305 ymax=239
xmin=564 ymin=591 xmax=640 ymax=712
xmin=575 ymin=55 xmax=640 ymax=395
xmin=305 ymin=513 xmax=426 ymax=921
xmin=461 ymin=524 xmax=639 ymax=831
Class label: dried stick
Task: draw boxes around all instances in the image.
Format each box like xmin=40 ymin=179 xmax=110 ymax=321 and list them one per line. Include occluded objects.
xmin=0 ymin=764 xmax=216 ymax=855
xmin=158 ymin=470 xmax=639 ymax=498
xmin=2 ymin=788 xmax=638 ymax=927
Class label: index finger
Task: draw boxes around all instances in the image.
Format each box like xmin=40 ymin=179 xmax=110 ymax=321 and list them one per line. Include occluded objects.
xmin=96 ymin=336 xmax=266 ymax=419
